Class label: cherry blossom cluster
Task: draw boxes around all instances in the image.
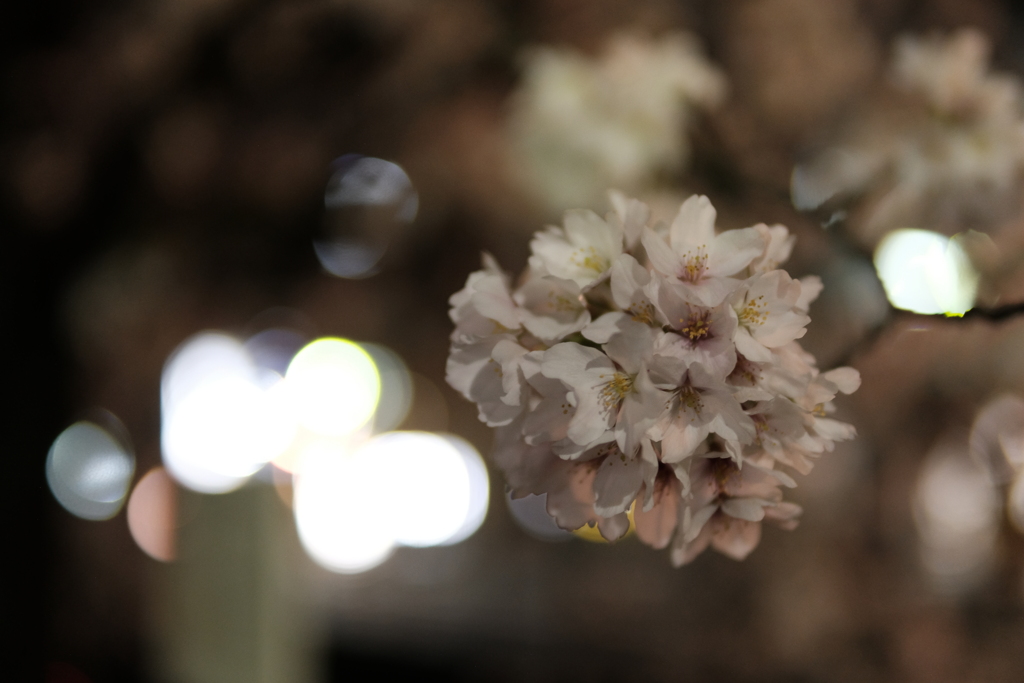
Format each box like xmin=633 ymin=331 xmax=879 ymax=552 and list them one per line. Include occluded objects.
xmin=446 ymin=192 xmax=860 ymax=565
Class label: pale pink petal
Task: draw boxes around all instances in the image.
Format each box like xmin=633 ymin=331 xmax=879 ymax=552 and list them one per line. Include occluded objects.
xmin=661 ymin=421 xmax=710 ymax=463
xmin=546 ymin=460 xmax=599 ymax=530
xmin=634 ymin=478 xmax=680 ymax=549
xmin=822 ymin=367 xmax=861 ymax=394
xmin=720 ymin=497 xmax=768 ymax=522
xmin=492 ymin=339 xmax=529 ymax=406
xmin=608 ymin=190 xmax=650 ymax=248
xmin=683 ymin=503 xmax=718 ymax=542
xmin=609 ymin=253 xmax=655 ymax=316
xmin=593 ymin=453 xmax=644 ymax=517
xmin=602 ymin=321 xmax=654 ymax=374
xmin=796 ymin=275 xmax=823 ymax=311
xmin=670 ymin=194 xmax=717 ymax=253
xmin=471 ymin=276 xmax=520 ymax=330
xmin=674 ymin=276 xmax=739 ymax=307
xmin=710 ymin=518 xmax=762 ymax=560
xmin=671 ymin=519 xmax=712 ymax=566
xmin=813 ymin=417 xmax=857 ymax=442
xmin=708 ymin=227 xmax=765 ymax=277
xmin=641 ymin=227 xmax=682 ymax=279
xmin=597 ymin=512 xmax=631 ymax=542
xmin=734 ymin=327 xmax=773 ymax=363
xmin=541 ymin=342 xmax=612 ymax=388
xmin=764 ymin=501 xmax=803 ymax=531
xmin=581 ymin=312 xmax=628 ymax=344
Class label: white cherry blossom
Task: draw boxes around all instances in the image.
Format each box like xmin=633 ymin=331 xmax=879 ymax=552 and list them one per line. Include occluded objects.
xmin=528 ymin=209 xmax=623 ymax=290
xmin=446 ymin=335 xmax=523 ymax=427
xmin=641 ymin=194 xmax=764 ymax=306
xmin=448 ymin=254 xmax=521 ymax=343
xmin=653 ymin=281 xmax=738 ymax=381
xmin=728 ymin=270 xmax=810 ymax=363
xmin=541 ymin=332 xmax=666 ymax=457
xmin=748 ymin=223 xmax=795 ymax=274
xmin=651 ymin=359 xmax=756 ymax=464
xmin=672 ymin=455 xmax=799 ymax=566
xmin=516 ymin=276 xmax=591 ymax=341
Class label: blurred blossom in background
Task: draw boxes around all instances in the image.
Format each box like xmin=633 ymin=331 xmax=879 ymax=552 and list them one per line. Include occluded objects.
xmin=792 ymin=28 xmax=1024 ymax=247
xmin=914 ymin=435 xmax=1000 ymax=593
xmin=508 ymin=32 xmax=725 ymax=212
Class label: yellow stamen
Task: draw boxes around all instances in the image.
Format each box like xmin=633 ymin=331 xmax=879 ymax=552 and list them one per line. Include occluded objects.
xmin=679 ymin=386 xmax=703 ymax=414
xmin=549 ymin=293 xmax=579 ymax=312
xmin=627 ymin=302 xmax=656 ymax=325
xmin=739 ymin=295 xmax=768 ymax=327
xmin=680 ymin=313 xmax=711 ymax=341
xmin=679 ymin=247 xmax=709 ymax=283
xmin=571 ymin=246 xmax=610 ymax=275
xmin=598 ymin=373 xmax=634 ymax=409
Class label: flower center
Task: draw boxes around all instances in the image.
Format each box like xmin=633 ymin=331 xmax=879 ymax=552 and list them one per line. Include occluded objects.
xmin=627 ymin=301 xmax=656 ymax=325
xmin=597 ymin=372 xmax=634 ymax=409
xmin=709 ymin=457 xmax=739 ymax=491
xmin=548 ymin=292 xmax=581 ymax=313
xmin=679 ymin=247 xmax=708 ymax=283
xmin=738 ymin=295 xmax=768 ymax=327
xmin=679 ymin=385 xmax=703 ymax=414
xmin=728 ymin=356 xmax=759 ymax=386
xmin=571 ymin=246 xmax=610 ymax=275
xmin=752 ymin=414 xmax=772 ymax=444
xmin=491 ymin=321 xmax=514 ymax=334
xmin=680 ymin=313 xmax=711 ymax=341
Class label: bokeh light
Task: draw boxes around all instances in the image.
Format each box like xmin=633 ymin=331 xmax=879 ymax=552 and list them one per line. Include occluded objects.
xmin=361 ymin=431 xmax=471 ymax=547
xmin=316 ymin=155 xmax=419 ymax=279
xmin=293 ymin=430 xmax=489 ymax=573
xmin=293 ymin=441 xmax=395 ymax=574
xmin=361 ymin=343 xmax=414 ymax=433
xmin=161 ymin=332 xmax=253 ymax=414
xmin=285 ymin=338 xmax=381 ymax=437
xmin=313 ymin=240 xmax=387 ymax=280
xmin=324 ymin=156 xmax=419 ymax=219
xmin=914 ymin=440 xmax=999 ymax=592
xmin=127 ymin=467 xmax=177 ymax=562
xmin=161 ymin=332 xmax=297 ymax=493
xmin=873 ymin=228 xmax=978 ymax=315
xmin=244 ymin=327 xmax=307 ymax=378
xmin=437 ymin=434 xmax=490 ymax=546
xmin=46 ymin=420 xmax=135 ymax=520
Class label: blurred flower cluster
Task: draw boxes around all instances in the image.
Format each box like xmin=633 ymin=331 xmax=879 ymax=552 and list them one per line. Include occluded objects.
xmin=446 ymin=191 xmax=859 ymax=564
xmin=508 ymin=33 xmax=725 ymax=212
xmin=971 ymin=395 xmax=1024 ymax=531
xmin=794 ymin=28 xmax=1024 ymax=245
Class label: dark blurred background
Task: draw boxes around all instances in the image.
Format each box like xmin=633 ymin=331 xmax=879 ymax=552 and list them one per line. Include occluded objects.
xmin=10 ymin=1 xmax=1024 ymax=681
